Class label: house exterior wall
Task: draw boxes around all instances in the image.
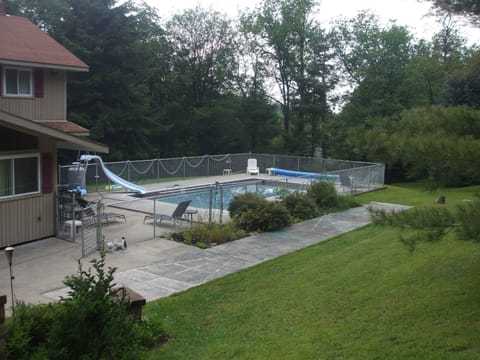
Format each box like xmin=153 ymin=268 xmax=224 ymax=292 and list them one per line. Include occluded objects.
xmin=0 ymin=136 xmax=57 ymax=247
xmin=0 ymin=69 xmax=66 ymax=121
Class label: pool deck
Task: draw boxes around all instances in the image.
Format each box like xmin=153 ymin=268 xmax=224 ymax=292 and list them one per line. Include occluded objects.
xmin=0 ymin=174 xmax=397 ymax=309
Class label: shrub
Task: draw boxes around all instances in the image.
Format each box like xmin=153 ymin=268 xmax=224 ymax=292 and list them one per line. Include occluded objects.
xmin=456 ymin=199 xmax=480 ymax=242
xmin=5 ymin=302 xmax=55 ymax=359
xmin=231 ymin=194 xmax=292 ymax=232
xmin=335 ymin=195 xmax=361 ymax=211
xmin=283 ymin=191 xmax=319 ymax=221
xmin=228 ymin=192 xmax=266 ymax=218
xmin=5 ymin=252 xmax=164 ymax=360
xmin=182 ymin=222 xmax=247 ymax=246
xmin=307 ymin=181 xmax=338 ymax=210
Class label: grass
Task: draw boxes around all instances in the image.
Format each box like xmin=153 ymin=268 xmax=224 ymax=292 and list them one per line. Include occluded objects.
xmin=143 ymin=182 xmax=480 ymax=359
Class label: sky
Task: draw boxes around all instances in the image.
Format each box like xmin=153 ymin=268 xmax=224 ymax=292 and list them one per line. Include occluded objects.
xmin=143 ymin=0 xmax=480 ymax=45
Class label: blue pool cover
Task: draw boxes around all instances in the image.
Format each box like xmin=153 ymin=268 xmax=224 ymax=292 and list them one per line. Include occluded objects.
xmin=269 ymin=168 xmax=339 ymax=181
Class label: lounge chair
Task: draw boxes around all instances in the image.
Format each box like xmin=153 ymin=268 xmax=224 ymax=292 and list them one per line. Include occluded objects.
xmin=100 ymin=212 xmax=127 ymax=223
xmin=144 ymin=200 xmax=192 ymax=226
xmin=246 ymin=158 xmax=259 ymax=175
xmin=81 ymin=206 xmax=126 ymax=224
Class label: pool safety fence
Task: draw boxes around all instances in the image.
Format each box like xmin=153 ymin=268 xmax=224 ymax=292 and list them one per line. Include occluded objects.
xmin=149 ymin=178 xmax=311 ymax=227
xmin=56 ymin=193 xmax=103 ymax=257
xmin=59 ymin=153 xmax=384 ymax=196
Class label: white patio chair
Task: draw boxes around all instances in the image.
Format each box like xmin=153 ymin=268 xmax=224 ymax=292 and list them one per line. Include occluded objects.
xmin=246 ymin=158 xmax=259 ymax=175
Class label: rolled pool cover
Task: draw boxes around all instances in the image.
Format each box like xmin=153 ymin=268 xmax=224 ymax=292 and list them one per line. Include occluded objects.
xmin=269 ymin=168 xmax=339 ymax=181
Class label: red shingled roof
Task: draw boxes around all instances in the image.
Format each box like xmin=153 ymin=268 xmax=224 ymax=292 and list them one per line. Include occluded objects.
xmin=40 ymin=121 xmax=90 ymax=135
xmin=0 ymin=14 xmax=88 ymax=70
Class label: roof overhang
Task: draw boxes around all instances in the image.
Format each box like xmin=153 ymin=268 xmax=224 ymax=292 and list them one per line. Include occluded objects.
xmin=0 ymin=59 xmax=89 ymax=72
xmin=0 ymin=110 xmax=108 ymax=153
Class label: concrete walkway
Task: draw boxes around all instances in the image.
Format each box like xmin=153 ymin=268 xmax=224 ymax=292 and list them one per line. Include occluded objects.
xmin=1 ymin=202 xmax=409 ymax=306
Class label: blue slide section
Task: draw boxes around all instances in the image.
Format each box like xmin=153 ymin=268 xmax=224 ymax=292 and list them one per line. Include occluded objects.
xmin=269 ymin=168 xmax=340 ymax=181
xmin=80 ymin=155 xmax=147 ymax=195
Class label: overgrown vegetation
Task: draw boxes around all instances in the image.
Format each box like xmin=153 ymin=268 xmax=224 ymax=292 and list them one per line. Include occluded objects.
xmin=5 ymin=253 xmax=165 ymax=359
xmin=180 ymin=222 xmax=247 ymax=248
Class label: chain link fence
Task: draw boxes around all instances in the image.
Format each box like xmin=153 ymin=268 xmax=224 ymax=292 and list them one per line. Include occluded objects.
xmin=57 ymin=191 xmax=103 ymax=257
xmin=57 ymin=153 xmax=384 ymax=243
xmin=59 ymin=153 xmax=384 ymax=194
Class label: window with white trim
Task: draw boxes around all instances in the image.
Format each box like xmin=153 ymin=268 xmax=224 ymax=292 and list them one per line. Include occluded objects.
xmin=0 ymin=154 xmax=40 ymax=198
xmin=3 ymin=67 xmax=32 ymax=97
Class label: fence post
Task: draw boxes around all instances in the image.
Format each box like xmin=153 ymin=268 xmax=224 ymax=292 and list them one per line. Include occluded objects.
xmin=97 ymin=201 xmax=102 ymax=252
xmin=209 ymin=186 xmax=213 ymax=223
xmin=94 ymin=163 xmax=99 ymax=192
xmin=153 ymin=198 xmax=157 ymax=238
xmin=219 ymin=185 xmax=223 ymax=224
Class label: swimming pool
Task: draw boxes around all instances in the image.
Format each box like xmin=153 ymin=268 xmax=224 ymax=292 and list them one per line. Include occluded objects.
xmin=155 ymin=180 xmax=303 ymax=210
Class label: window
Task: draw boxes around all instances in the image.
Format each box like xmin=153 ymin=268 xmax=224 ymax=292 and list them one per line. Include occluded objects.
xmin=3 ymin=67 xmax=32 ymax=97
xmin=0 ymin=154 xmax=40 ymax=198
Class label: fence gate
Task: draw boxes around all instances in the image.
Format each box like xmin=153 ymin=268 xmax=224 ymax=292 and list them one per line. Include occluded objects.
xmin=57 ymin=191 xmax=102 ymax=257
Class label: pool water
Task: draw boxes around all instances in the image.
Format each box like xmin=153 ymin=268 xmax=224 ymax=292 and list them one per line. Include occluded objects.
xmin=156 ymin=183 xmax=291 ymax=210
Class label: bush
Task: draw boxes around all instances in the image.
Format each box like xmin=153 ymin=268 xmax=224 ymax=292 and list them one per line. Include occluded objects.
xmin=283 ymin=191 xmax=319 ymax=221
xmin=335 ymin=195 xmax=361 ymax=211
xmin=228 ymin=192 xmax=266 ymax=218
xmin=5 ymin=302 xmax=55 ymax=359
xmin=456 ymin=199 xmax=480 ymax=242
xmin=230 ymin=194 xmax=291 ymax=232
xmin=5 ymin=253 xmax=165 ymax=360
xmin=307 ymin=181 xmax=339 ymax=210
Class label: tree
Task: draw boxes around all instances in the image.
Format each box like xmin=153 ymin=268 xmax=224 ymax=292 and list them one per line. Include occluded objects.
xmin=442 ymin=50 xmax=480 ymax=108
xmin=241 ymin=0 xmax=335 ymax=154
xmin=57 ymin=0 xmax=165 ymax=160
xmin=331 ymin=11 xmax=415 ymax=124
xmin=422 ymin=0 xmax=480 ymax=26
xmin=165 ymin=6 xmax=237 ymax=109
xmin=3 ymin=0 xmax=68 ymax=32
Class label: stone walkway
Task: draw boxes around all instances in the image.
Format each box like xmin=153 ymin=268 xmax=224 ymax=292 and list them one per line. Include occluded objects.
xmin=45 ymin=202 xmax=408 ymax=302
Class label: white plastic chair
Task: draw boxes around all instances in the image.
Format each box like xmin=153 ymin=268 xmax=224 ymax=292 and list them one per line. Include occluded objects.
xmin=246 ymin=158 xmax=259 ymax=175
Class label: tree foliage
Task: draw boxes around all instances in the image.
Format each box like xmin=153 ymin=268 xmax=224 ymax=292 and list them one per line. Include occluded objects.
xmin=5 ymin=0 xmax=480 ymax=171
xmin=422 ymin=0 xmax=480 ymax=26
xmin=241 ymin=0 xmax=336 ymax=154
xmin=345 ymin=106 xmax=480 ymax=185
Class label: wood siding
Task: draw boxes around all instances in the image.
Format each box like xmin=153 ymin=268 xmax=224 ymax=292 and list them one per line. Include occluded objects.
xmin=0 ymin=136 xmax=57 ymax=246
xmin=0 ymin=193 xmax=55 ymax=247
xmin=0 ymin=70 xmax=66 ymax=121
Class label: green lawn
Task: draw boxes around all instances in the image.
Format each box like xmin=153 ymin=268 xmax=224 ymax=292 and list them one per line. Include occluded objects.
xmin=144 ymin=183 xmax=480 ymax=359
